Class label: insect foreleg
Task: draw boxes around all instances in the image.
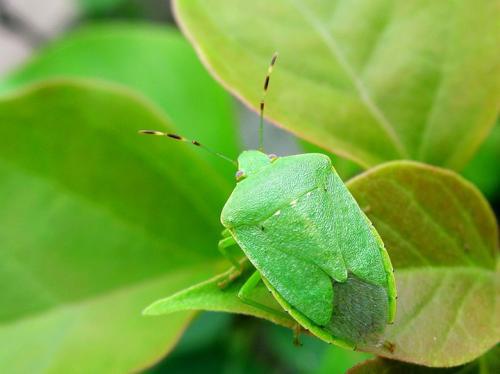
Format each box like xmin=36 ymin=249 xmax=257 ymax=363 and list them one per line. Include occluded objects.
xmin=238 ymin=271 xmax=289 ymax=321
xmin=221 ymin=228 xmax=232 ymax=238
xmin=218 ymin=236 xmax=242 ymax=269
xmin=217 ymin=234 xmax=246 ymax=288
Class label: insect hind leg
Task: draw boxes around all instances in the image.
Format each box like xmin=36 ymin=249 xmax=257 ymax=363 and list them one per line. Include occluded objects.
xmin=238 ymin=271 xmax=290 ymax=321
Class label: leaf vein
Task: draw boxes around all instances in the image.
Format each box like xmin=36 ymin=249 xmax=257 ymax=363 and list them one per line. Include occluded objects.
xmin=288 ymin=0 xmax=408 ymax=158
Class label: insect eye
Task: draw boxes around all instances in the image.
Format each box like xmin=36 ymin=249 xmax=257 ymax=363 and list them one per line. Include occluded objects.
xmin=268 ymin=153 xmax=278 ymax=162
xmin=235 ymin=170 xmax=246 ymax=181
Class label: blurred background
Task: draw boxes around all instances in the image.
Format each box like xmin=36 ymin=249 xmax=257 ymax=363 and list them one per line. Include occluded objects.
xmin=0 ymin=1 xmax=497 ymax=373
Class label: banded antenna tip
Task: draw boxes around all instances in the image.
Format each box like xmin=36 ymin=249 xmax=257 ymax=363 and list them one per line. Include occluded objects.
xmin=138 ymin=130 xmax=164 ymax=136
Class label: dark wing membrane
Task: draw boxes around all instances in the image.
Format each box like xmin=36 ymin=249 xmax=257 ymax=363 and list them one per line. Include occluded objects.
xmin=233 ymin=225 xmax=333 ymax=326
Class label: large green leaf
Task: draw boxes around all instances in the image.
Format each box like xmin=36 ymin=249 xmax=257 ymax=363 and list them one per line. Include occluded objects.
xmin=173 ymin=0 xmax=499 ymax=169
xmin=349 ymin=161 xmax=498 ymax=366
xmin=0 ymin=80 xmax=232 ymax=373
xmin=145 ymin=161 xmax=498 ymax=367
xmin=0 ymin=22 xmax=239 ymax=180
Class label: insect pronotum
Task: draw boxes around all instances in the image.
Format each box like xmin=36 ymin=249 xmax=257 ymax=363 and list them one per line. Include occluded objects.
xmin=140 ymin=53 xmax=397 ymax=349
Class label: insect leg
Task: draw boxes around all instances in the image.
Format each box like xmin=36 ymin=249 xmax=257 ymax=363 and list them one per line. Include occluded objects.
xmin=238 ymin=271 xmax=289 ymax=321
xmin=218 ymin=236 xmax=242 ymax=269
xmin=293 ymin=323 xmax=303 ymax=347
xmin=221 ymin=228 xmax=232 ymax=238
xmin=217 ymin=234 xmax=246 ymax=288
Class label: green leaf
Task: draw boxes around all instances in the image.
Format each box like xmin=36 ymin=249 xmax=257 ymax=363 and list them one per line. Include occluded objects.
xmin=348 ymin=345 xmax=500 ymax=373
xmin=145 ymin=161 xmax=498 ymax=367
xmin=173 ymin=0 xmax=499 ymax=169
xmin=0 ymin=80 xmax=232 ymax=373
xmin=348 ymin=161 xmax=498 ymax=367
xmin=144 ymin=261 xmax=296 ymax=329
xmin=0 ymin=22 xmax=239 ymax=180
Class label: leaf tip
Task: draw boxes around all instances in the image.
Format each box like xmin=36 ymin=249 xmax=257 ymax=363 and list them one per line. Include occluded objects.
xmin=142 ymin=303 xmax=159 ymax=316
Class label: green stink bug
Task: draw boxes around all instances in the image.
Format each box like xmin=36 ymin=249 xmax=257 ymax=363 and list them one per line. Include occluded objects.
xmin=140 ymin=54 xmax=396 ymax=349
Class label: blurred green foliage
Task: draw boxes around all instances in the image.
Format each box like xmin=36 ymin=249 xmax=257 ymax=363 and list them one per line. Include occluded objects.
xmin=0 ymin=23 xmax=239 ymax=181
xmin=463 ymin=122 xmax=500 ymax=202
xmin=149 ymin=313 xmax=371 ymax=374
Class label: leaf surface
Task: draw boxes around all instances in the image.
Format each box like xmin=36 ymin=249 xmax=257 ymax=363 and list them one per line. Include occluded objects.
xmin=0 ymin=80 xmax=232 ymax=373
xmin=348 ymin=162 xmax=498 ymax=366
xmin=0 ymin=23 xmax=239 ymax=179
xmin=174 ymin=0 xmax=499 ymax=169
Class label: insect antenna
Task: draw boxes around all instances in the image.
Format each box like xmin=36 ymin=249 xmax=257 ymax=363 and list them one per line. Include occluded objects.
xmin=259 ymin=52 xmax=279 ymax=152
xmin=138 ymin=130 xmax=237 ymax=166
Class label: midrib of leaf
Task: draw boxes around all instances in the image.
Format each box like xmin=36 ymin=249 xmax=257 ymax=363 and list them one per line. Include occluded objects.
xmin=354 ymin=3 xmax=394 ymax=76
xmin=415 ymin=3 xmax=454 ymax=161
xmin=431 ymin=176 xmax=494 ymax=263
xmin=0 ymin=139 xmax=217 ymax=248
xmin=287 ymin=0 xmax=409 ymax=159
xmin=384 ymin=268 xmax=495 ymax=362
xmin=383 ymin=259 xmax=495 ymax=342
xmin=389 ymin=274 xmax=447 ymax=335
xmin=368 ymin=217 xmax=432 ymax=266
xmin=433 ymin=280 xmax=480 ymax=355
xmin=348 ymin=161 xmax=497 ymax=267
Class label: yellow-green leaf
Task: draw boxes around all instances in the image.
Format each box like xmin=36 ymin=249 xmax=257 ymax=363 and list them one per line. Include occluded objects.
xmin=0 ymin=80 xmax=230 ymax=373
xmin=0 ymin=23 xmax=239 ymax=180
xmin=174 ymin=0 xmax=499 ymax=169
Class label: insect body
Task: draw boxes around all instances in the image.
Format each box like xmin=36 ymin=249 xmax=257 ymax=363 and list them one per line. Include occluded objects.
xmin=140 ymin=54 xmax=396 ymax=348
xmin=221 ymin=150 xmax=396 ymax=347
